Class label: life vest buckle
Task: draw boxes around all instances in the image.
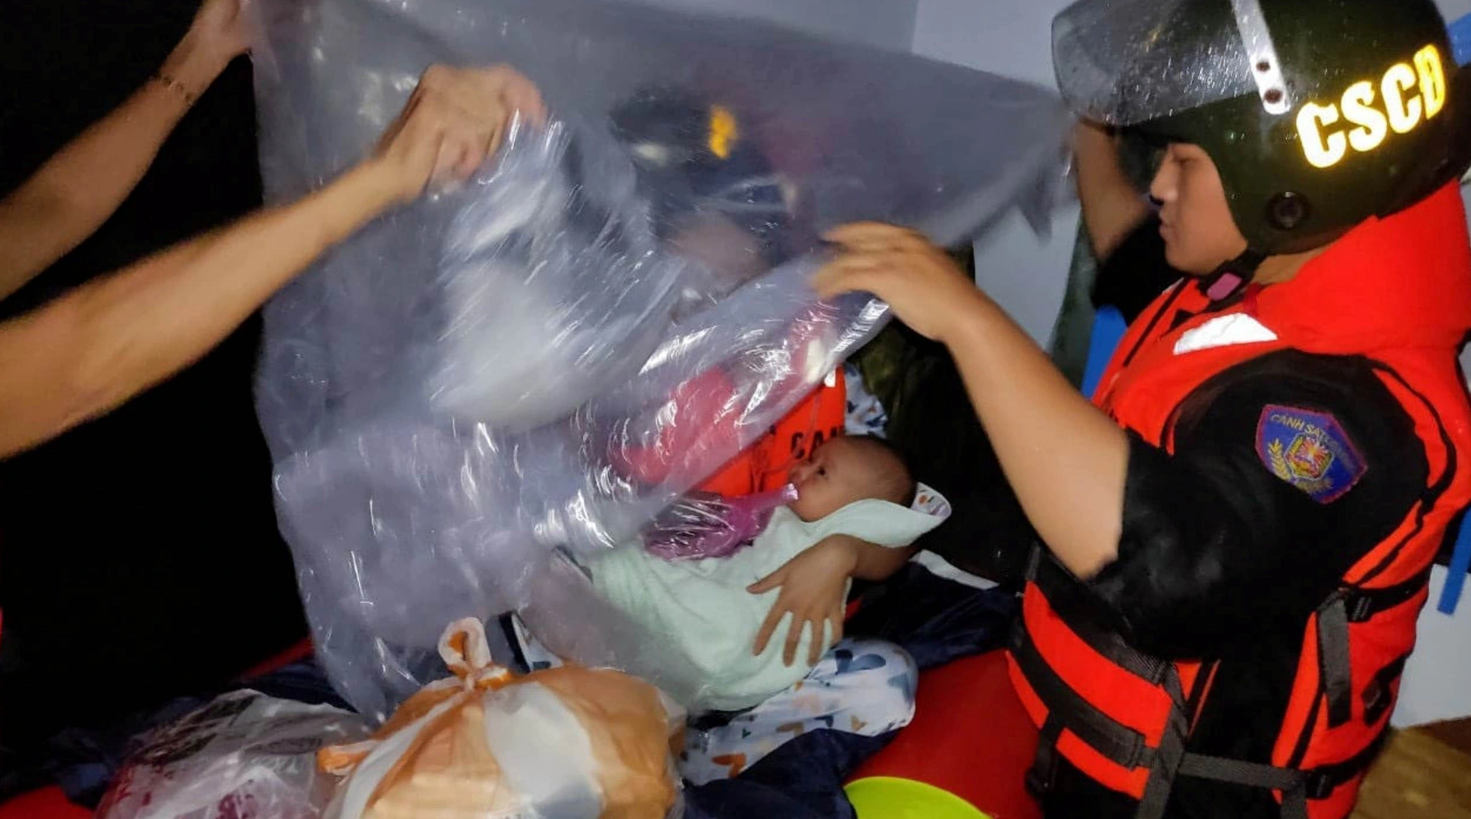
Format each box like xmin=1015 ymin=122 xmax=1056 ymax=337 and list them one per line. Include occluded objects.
xmin=1346 ymin=593 xmax=1377 ymax=623
xmin=1306 ymin=769 xmax=1338 ymax=801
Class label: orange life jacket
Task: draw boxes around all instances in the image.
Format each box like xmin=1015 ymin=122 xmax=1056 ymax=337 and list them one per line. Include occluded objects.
xmin=698 ymin=367 xmax=846 ymax=496
xmin=1007 ymin=183 xmax=1471 ymax=819
xmin=611 ymin=363 xmax=846 ymax=496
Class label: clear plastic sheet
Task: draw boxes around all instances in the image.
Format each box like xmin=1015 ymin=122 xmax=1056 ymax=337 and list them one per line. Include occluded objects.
xmin=252 ymin=0 xmax=1068 ymax=721
xmin=1052 ymin=0 xmax=1264 ymax=127
xmin=95 ymin=692 xmax=369 ymax=819
xmin=643 ymin=485 xmax=798 ymax=562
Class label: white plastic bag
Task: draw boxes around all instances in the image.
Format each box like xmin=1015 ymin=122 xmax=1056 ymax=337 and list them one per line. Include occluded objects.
xmin=95 ymin=692 xmax=369 ymax=819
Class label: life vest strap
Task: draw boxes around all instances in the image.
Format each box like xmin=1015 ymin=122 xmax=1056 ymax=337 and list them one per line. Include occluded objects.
xmin=1318 ymin=569 xmax=1431 ymax=728
xmin=1168 ymin=726 xmax=1389 ymax=817
xmin=1134 ymin=669 xmax=1190 ymax=819
xmin=1010 ymin=622 xmax=1158 ymax=771
xmin=1362 ymin=651 xmax=1411 ymax=725
xmin=1028 ymin=547 xmax=1171 ymax=684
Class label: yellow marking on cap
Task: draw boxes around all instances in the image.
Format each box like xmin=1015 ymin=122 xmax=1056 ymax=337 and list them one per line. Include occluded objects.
xmin=1294 ymin=44 xmax=1447 ymax=169
xmin=709 ymin=105 xmax=739 ymax=159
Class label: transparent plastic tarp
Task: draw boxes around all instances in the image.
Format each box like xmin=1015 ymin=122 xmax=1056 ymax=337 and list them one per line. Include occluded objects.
xmin=95 ymin=692 xmax=369 ymax=819
xmin=253 ymin=0 xmax=1067 ymax=721
xmin=1052 ymin=0 xmax=1262 ymax=126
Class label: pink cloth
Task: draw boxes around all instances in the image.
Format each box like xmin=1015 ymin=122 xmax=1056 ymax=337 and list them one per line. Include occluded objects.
xmin=643 ymin=485 xmax=799 ymax=561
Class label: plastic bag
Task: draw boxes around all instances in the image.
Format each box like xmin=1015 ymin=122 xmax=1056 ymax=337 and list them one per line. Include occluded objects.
xmin=318 ymin=619 xmax=683 ymax=819
xmin=252 ymin=0 xmax=1068 ymax=720
xmin=643 ymin=485 xmax=798 ymax=561
xmin=95 ymin=691 xmax=369 ymax=819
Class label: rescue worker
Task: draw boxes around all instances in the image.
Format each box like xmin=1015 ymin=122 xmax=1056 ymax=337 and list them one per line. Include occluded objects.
xmin=811 ymin=0 xmax=1471 ymax=817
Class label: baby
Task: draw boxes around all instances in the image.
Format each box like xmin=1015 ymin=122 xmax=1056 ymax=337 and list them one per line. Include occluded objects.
xmin=587 ymin=436 xmax=948 ymax=712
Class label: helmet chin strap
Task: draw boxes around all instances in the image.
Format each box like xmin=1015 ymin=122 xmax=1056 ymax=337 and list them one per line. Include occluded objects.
xmin=1199 ymin=247 xmax=1267 ymax=302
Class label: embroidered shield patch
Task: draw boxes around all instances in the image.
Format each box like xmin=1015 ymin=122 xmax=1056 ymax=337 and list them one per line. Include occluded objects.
xmin=1256 ymin=405 xmax=1368 ymax=504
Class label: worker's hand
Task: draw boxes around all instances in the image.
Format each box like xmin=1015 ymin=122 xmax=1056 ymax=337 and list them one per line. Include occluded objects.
xmin=749 ymin=535 xmax=860 ymax=667
xmin=159 ymin=0 xmax=255 ymax=101
xmin=188 ymin=0 xmax=253 ymax=66
xmin=370 ymin=65 xmax=547 ymax=204
xmin=812 ymin=222 xmax=990 ymax=345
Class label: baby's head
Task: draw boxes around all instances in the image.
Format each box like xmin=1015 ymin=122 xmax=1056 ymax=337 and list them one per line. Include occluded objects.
xmin=787 ymin=436 xmax=914 ymax=522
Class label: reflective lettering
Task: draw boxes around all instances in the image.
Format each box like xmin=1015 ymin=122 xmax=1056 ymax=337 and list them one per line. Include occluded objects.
xmin=1416 ymin=45 xmax=1447 ymax=119
xmin=1297 ymin=102 xmax=1347 ymax=169
xmin=1294 ymin=44 xmax=1449 ymax=169
xmin=1340 ymin=81 xmax=1389 ymax=153
xmin=1382 ymin=63 xmax=1423 ymax=134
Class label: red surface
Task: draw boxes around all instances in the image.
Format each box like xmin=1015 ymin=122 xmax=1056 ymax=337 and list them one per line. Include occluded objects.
xmin=238 ymin=637 xmax=314 ymax=681
xmin=0 ymin=786 xmax=90 ymax=819
xmin=852 ymin=650 xmax=1042 ymax=819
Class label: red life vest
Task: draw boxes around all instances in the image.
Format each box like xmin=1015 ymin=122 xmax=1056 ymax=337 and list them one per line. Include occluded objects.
xmin=611 ymin=332 xmax=847 ymax=497
xmin=1007 ymin=182 xmax=1471 ymax=819
xmin=697 ymin=367 xmax=846 ymax=496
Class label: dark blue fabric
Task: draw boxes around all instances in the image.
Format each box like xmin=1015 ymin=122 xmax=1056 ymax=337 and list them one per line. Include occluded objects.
xmin=847 ymin=562 xmax=1017 ymax=671
xmin=1 ymin=661 xmax=347 ymax=808
xmin=685 ymin=730 xmax=892 ymax=819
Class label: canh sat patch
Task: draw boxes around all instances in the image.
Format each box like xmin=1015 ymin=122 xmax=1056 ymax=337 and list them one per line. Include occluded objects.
xmin=1256 ymin=405 xmax=1368 ymax=504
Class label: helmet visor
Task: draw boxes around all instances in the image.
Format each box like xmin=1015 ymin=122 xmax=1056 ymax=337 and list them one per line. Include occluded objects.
xmin=1053 ymin=0 xmax=1289 ymax=127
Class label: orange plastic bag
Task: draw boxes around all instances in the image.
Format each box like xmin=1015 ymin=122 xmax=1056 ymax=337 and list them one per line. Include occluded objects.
xmin=319 ymin=619 xmax=682 ymax=819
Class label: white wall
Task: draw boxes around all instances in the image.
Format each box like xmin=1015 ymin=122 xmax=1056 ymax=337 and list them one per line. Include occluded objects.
xmin=643 ymin=0 xmax=917 ymax=51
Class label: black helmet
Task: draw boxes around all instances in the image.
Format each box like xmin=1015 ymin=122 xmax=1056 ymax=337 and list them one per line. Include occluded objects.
xmin=1054 ymin=0 xmax=1469 ymax=257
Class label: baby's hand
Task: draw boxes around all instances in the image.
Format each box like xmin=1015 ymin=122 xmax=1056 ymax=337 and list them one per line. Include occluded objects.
xmin=748 ymin=535 xmax=861 ymax=666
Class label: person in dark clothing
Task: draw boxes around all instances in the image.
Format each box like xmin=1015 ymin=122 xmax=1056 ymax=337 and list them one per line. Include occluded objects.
xmin=800 ymin=1 xmax=1471 ymax=818
xmin=1072 ymin=121 xmax=1182 ymax=325
xmin=0 ymin=0 xmax=543 ymax=769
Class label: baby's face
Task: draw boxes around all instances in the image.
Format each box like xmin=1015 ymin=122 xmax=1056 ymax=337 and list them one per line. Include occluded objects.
xmin=787 ymin=437 xmax=906 ymax=522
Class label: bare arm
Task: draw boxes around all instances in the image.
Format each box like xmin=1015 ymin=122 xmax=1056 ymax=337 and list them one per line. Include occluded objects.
xmin=0 ymin=0 xmax=249 ymax=301
xmin=1074 ymin=121 xmax=1151 ymax=261
xmin=815 ymin=225 xmax=1128 ymax=579
xmin=0 ymin=64 xmax=546 ymax=459
xmin=0 ymin=165 xmax=397 ymax=456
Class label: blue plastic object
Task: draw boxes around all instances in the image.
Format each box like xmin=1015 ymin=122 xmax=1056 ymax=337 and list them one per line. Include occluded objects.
xmin=1438 ymin=513 xmax=1471 ymax=614
xmin=1081 ymin=306 xmax=1128 ymax=399
xmin=1451 ymin=12 xmax=1471 ymax=67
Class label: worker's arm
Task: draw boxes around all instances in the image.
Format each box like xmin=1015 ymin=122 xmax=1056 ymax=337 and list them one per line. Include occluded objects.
xmin=1073 ymin=121 xmax=1152 ymax=260
xmin=0 ymin=64 xmax=545 ymax=458
xmin=0 ymin=0 xmax=249 ymax=302
xmin=814 ymin=224 xmax=1129 ymax=579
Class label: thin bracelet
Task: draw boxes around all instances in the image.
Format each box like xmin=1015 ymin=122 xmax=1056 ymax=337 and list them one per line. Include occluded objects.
xmin=152 ymin=72 xmax=198 ymax=108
